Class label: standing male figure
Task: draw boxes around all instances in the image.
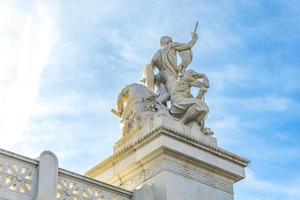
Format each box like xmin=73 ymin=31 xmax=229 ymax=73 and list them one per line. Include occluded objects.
xmin=143 ymin=32 xmax=198 ymax=104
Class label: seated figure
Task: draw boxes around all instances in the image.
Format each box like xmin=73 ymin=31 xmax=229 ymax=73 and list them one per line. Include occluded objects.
xmin=170 ymin=70 xmax=212 ymax=135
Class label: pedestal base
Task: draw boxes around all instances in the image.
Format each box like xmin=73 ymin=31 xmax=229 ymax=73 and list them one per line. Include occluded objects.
xmin=114 ymin=115 xmax=217 ymax=153
xmin=85 ymin=123 xmax=249 ymax=200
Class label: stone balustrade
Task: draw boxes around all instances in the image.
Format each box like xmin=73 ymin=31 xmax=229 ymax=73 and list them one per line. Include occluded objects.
xmin=0 ymin=148 xmax=38 ymax=200
xmin=0 ymin=148 xmax=133 ymax=200
xmin=57 ymin=169 xmax=132 ymax=200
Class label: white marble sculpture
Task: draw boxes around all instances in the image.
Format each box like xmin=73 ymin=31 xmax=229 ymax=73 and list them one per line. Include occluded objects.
xmin=87 ymin=22 xmax=249 ymax=200
xmin=170 ymin=69 xmax=212 ymax=135
xmin=113 ymin=22 xmax=213 ymax=136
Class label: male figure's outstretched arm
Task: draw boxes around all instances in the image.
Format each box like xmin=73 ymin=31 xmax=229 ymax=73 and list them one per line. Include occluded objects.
xmin=171 ymin=32 xmax=198 ymax=52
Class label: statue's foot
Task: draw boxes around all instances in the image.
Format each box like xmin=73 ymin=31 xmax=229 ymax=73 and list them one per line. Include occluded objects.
xmin=202 ymin=127 xmax=214 ymax=136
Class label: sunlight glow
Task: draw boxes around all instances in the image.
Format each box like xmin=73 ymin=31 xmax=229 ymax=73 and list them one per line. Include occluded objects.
xmin=0 ymin=2 xmax=58 ymax=148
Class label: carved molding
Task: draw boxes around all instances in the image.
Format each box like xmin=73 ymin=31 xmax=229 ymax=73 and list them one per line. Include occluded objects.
xmin=123 ymin=158 xmax=233 ymax=194
xmin=85 ymin=127 xmax=249 ymax=177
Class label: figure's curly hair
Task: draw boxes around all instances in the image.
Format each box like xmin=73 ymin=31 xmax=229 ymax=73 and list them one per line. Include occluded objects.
xmin=160 ymin=36 xmax=172 ymax=47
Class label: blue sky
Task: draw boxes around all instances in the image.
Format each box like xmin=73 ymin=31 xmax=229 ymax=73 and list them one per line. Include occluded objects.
xmin=0 ymin=0 xmax=300 ymax=199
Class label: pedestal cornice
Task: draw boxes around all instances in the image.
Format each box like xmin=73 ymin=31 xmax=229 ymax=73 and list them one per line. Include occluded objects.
xmin=85 ymin=126 xmax=250 ymax=180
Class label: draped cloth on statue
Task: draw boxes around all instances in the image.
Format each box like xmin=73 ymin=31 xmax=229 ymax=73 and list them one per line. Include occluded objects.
xmin=152 ymin=46 xmax=179 ymax=80
xmin=170 ymin=97 xmax=208 ymax=118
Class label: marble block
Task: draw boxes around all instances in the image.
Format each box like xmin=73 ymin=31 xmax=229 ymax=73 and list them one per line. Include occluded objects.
xmin=114 ymin=115 xmax=217 ymax=153
xmin=85 ymin=125 xmax=249 ymax=200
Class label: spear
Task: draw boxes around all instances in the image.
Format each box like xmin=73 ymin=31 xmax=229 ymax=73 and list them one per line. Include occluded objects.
xmin=178 ymin=21 xmax=199 ymax=75
xmin=193 ymin=21 xmax=198 ymax=33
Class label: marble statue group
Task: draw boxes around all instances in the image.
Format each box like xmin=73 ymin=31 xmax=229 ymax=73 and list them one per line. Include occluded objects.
xmin=112 ymin=22 xmax=213 ymax=136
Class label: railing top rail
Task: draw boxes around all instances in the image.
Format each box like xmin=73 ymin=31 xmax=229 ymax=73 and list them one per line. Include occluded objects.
xmin=0 ymin=148 xmax=38 ymax=165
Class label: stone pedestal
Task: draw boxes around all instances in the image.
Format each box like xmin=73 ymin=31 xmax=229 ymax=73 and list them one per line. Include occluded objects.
xmin=85 ymin=116 xmax=249 ymax=200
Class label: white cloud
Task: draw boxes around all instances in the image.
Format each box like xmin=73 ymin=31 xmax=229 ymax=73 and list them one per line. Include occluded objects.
xmin=33 ymin=93 xmax=113 ymax=117
xmin=0 ymin=1 xmax=58 ymax=148
xmin=236 ymin=169 xmax=300 ymax=199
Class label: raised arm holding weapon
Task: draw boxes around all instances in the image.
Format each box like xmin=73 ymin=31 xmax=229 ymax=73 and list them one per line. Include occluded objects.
xmin=142 ymin=21 xmax=199 ymax=105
